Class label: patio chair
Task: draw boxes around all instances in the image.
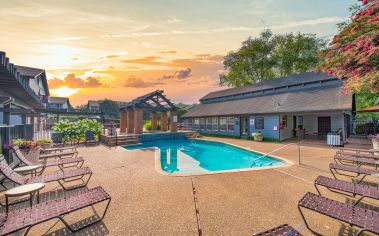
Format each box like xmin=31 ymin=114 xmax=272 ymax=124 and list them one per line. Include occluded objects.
xmin=336 ymin=148 xmax=376 ymax=159
xmin=40 ymin=146 xmax=79 ymax=160
xmin=298 ymin=192 xmax=379 ymax=236
xmin=329 ymin=163 xmax=379 ymax=183
xmin=334 ymin=155 xmax=379 ymax=169
xmin=85 ymin=131 xmax=98 ymax=146
xmin=51 ymin=133 xmax=64 ymax=147
xmin=0 ymin=155 xmax=92 ymax=191
xmin=12 ymin=146 xmax=84 ymax=173
xmin=314 ymin=175 xmax=379 ymax=206
xmin=0 ymin=186 xmax=111 ymax=235
xmin=253 ymin=224 xmax=303 ymax=236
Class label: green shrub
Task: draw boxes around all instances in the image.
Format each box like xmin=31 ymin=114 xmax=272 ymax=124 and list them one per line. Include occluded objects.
xmin=144 ymin=120 xmax=161 ymax=130
xmin=36 ymin=138 xmax=52 ymax=144
xmin=52 ymin=119 xmax=103 ymax=142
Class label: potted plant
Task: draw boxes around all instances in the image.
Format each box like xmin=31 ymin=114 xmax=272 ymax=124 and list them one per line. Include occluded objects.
xmin=372 ymin=134 xmax=379 ymax=149
xmin=252 ymin=131 xmax=263 ymax=142
xmin=37 ymin=139 xmax=53 ymax=149
xmin=11 ymin=139 xmax=40 ymax=163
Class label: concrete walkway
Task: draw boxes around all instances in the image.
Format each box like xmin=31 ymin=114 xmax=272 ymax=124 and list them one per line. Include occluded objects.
xmin=3 ymin=137 xmax=378 ymax=235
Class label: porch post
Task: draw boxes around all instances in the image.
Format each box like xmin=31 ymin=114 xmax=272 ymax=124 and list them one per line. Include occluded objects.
xmin=151 ymin=112 xmax=157 ymax=131
xmin=169 ymin=110 xmax=177 ymax=132
xmin=126 ymin=109 xmax=135 ymax=134
xmin=21 ymin=115 xmax=27 ymax=139
xmin=3 ymin=103 xmax=10 ymax=161
xmin=133 ymin=108 xmax=143 ymax=134
xmin=161 ymin=111 xmax=168 ymax=131
xmin=120 ymin=111 xmax=127 ymax=132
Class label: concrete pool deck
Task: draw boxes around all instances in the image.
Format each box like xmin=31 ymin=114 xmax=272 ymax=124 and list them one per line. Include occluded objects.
xmin=2 ymin=137 xmax=378 ymax=235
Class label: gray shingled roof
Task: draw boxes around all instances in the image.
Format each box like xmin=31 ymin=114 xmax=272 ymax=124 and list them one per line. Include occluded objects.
xmin=88 ymin=100 xmax=100 ymax=107
xmin=14 ymin=65 xmax=44 ymax=77
xmin=200 ymin=72 xmax=334 ymax=101
xmin=183 ymin=86 xmax=352 ymax=117
xmin=48 ymin=97 xmax=69 ymax=105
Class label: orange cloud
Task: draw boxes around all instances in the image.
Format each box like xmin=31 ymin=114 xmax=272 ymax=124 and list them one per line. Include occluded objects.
xmin=123 ymin=77 xmax=164 ymax=88
xmin=121 ymin=56 xmax=164 ymax=65
xmin=48 ymin=73 xmax=105 ymax=89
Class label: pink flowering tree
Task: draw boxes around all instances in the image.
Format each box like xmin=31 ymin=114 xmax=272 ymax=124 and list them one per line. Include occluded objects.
xmin=319 ymin=0 xmax=379 ymax=93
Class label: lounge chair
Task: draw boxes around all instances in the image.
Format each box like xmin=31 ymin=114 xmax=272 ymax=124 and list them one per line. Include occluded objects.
xmin=314 ymin=175 xmax=379 ymax=206
xmin=12 ymin=146 xmax=84 ymax=173
xmin=0 ymin=186 xmax=111 ymax=235
xmin=51 ymin=133 xmax=64 ymax=147
xmin=334 ymin=155 xmax=379 ymax=169
xmin=253 ymin=224 xmax=303 ymax=236
xmin=85 ymin=131 xmax=98 ymax=146
xmin=336 ymin=148 xmax=376 ymax=159
xmin=329 ymin=163 xmax=379 ymax=183
xmin=40 ymin=146 xmax=79 ymax=160
xmin=0 ymin=155 xmax=92 ymax=191
xmin=298 ymin=192 xmax=379 ymax=235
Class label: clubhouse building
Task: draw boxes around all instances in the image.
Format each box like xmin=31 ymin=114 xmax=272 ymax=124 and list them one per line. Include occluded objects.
xmin=182 ymin=72 xmax=355 ymax=142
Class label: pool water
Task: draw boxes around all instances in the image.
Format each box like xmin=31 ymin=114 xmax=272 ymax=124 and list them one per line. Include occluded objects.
xmin=125 ymin=139 xmax=284 ymax=174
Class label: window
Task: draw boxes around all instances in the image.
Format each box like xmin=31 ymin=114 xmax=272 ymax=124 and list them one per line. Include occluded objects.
xmin=200 ymin=118 xmax=205 ymax=130
xmin=282 ymin=115 xmax=287 ymax=127
xmin=212 ymin=117 xmax=218 ymax=131
xmin=206 ymin=117 xmax=212 ymax=130
xmin=227 ymin=117 xmax=235 ymax=132
xmin=187 ymin=119 xmax=193 ymax=129
xmin=194 ymin=118 xmax=200 ymax=130
xmin=255 ymin=117 xmax=264 ymax=129
xmin=219 ymin=117 xmax=227 ymax=131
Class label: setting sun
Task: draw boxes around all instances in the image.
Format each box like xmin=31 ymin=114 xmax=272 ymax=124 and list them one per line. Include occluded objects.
xmin=50 ymin=86 xmax=79 ymax=97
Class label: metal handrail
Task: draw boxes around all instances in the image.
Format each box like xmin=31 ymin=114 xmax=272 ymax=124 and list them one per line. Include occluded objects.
xmin=251 ymin=143 xmax=301 ymax=167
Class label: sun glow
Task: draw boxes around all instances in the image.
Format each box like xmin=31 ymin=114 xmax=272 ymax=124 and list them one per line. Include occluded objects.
xmin=50 ymin=86 xmax=79 ymax=97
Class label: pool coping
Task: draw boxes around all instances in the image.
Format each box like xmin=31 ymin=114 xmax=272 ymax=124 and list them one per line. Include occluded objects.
xmin=124 ymin=138 xmax=294 ymax=177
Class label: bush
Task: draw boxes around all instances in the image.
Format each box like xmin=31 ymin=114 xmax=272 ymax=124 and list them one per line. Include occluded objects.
xmin=52 ymin=119 xmax=103 ymax=142
xmin=144 ymin=120 xmax=161 ymax=131
xmin=36 ymin=138 xmax=52 ymax=144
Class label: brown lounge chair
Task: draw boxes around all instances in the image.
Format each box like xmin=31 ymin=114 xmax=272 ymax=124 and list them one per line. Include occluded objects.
xmin=0 ymin=186 xmax=111 ymax=235
xmin=40 ymin=146 xmax=79 ymax=160
xmin=314 ymin=176 xmax=379 ymax=206
xmin=298 ymin=192 xmax=379 ymax=236
xmin=0 ymin=155 xmax=92 ymax=191
xmin=253 ymin=224 xmax=303 ymax=236
xmin=336 ymin=148 xmax=377 ymax=159
xmin=12 ymin=146 xmax=84 ymax=173
xmin=334 ymin=155 xmax=379 ymax=169
xmin=329 ymin=163 xmax=379 ymax=183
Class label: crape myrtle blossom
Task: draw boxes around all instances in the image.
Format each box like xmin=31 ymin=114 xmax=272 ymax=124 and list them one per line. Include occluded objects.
xmin=319 ymin=0 xmax=379 ymax=93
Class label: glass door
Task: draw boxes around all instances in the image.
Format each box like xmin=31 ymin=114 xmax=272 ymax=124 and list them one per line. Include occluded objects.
xmin=240 ymin=116 xmax=249 ymax=136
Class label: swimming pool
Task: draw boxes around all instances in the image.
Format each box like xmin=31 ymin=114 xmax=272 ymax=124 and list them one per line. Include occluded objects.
xmin=125 ymin=139 xmax=285 ymax=174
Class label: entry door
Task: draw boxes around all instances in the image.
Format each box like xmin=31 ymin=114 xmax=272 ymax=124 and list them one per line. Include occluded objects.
xmin=240 ymin=116 xmax=249 ymax=136
xmin=318 ymin=116 xmax=331 ymax=135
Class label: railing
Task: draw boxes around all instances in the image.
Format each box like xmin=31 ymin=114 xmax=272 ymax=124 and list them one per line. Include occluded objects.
xmin=251 ymin=143 xmax=301 ymax=167
xmin=0 ymin=124 xmax=33 ymax=162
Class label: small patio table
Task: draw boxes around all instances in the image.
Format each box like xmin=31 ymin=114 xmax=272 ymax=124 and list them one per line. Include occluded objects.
xmin=14 ymin=164 xmax=42 ymax=177
xmin=5 ymin=182 xmax=45 ymax=213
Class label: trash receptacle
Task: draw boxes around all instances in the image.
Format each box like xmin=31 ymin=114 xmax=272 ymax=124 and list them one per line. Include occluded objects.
xmin=327 ymin=132 xmax=342 ymax=146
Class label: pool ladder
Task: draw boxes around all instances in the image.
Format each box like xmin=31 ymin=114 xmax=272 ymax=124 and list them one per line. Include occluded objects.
xmin=250 ymin=143 xmax=301 ymax=167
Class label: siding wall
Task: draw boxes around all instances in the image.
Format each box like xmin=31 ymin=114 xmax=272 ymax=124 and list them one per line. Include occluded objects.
xmin=249 ymin=115 xmax=280 ymax=140
xmin=280 ymin=115 xmax=293 ymax=140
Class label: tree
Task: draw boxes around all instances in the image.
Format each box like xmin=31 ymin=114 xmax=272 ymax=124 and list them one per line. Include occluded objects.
xmin=219 ymin=29 xmax=325 ymax=87
xmin=318 ymin=0 xmax=379 ymax=93
xmin=98 ymin=99 xmax=124 ymax=119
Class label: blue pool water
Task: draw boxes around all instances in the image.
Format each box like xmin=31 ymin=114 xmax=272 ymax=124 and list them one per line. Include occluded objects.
xmin=125 ymin=139 xmax=284 ymax=174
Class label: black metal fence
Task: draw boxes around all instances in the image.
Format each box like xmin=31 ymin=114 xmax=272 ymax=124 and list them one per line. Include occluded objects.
xmin=352 ymin=118 xmax=379 ymax=135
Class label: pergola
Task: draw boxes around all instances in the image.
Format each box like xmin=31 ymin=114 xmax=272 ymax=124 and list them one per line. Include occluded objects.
xmin=119 ymin=90 xmax=177 ymax=134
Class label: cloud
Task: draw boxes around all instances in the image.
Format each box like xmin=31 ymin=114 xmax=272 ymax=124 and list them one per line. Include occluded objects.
xmin=167 ymin=17 xmax=182 ymax=23
xmin=162 ymin=68 xmax=192 ymax=80
xmin=159 ymin=50 xmax=177 ymax=54
xmin=29 ymin=36 xmax=88 ymax=43
xmin=48 ymin=73 xmax=104 ymax=89
xmin=123 ymin=77 xmax=163 ymax=88
xmin=273 ymin=16 xmax=346 ymax=29
xmin=121 ymin=56 xmax=164 ymax=65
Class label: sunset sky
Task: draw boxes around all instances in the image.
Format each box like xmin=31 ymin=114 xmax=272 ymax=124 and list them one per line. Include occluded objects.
xmin=1 ymin=0 xmax=355 ymax=106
